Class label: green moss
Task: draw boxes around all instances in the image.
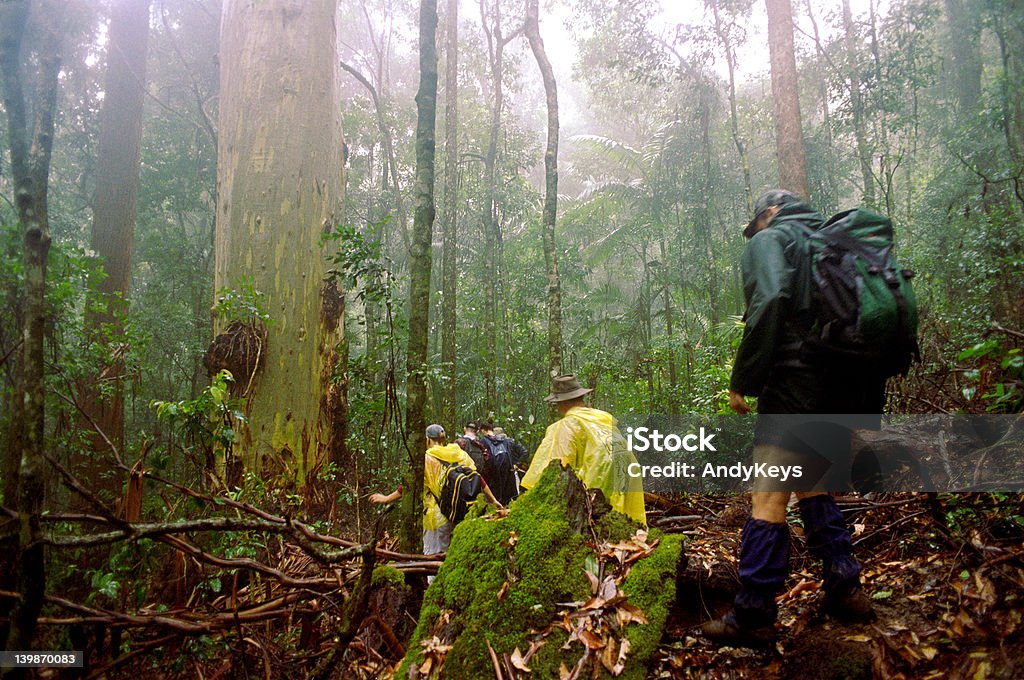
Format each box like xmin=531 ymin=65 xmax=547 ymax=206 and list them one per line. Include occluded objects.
xmin=619 ymin=532 xmax=686 ymax=680
xmin=370 ymin=564 xmax=407 ymax=589
xmin=399 ymin=463 xmax=683 ymax=679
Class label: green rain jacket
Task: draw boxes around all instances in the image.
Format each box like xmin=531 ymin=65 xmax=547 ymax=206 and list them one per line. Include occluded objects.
xmin=729 ymin=203 xmax=824 ymax=398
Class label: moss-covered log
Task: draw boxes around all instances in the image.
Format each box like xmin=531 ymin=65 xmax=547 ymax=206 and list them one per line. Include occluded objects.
xmin=399 ymin=462 xmax=685 ymax=679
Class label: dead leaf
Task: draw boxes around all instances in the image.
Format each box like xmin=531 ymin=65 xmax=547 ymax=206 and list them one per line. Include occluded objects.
xmin=843 ymin=634 xmax=873 ymax=643
xmin=510 ymin=647 xmax=530 ymax=672
xmin=497 ymin=581 xmax=510 ymax=602
xmin=585 ymin=569 xmax=600 ymax=595
xmin=580 ymin=628 xmax=606 ymax=650
xmin=418 ymin=657 xmax=433 ymax=676
xmin=616 ymin=603 xmax=649 ymax=626
xmin=600 ymin=638 xmax=618 ymax=674
xmin=599 ymin=576 xmax=618 ymax=601
xmin=613 ymin=638 xmax=630 ymax=674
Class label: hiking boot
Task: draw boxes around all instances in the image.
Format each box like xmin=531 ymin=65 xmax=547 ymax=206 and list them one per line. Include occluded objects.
xmin=700 ymin=616 xmax=776 ymax=648
xmin=824 ymin=586 xmax=875 ymax=623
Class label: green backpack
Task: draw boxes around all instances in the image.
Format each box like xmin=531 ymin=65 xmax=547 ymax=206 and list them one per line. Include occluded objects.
xmin=800 ymin=208 xmax=920 ymax=377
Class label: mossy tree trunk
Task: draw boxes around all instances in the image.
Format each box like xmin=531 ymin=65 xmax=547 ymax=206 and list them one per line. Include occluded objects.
xmin=215 ymin=0 xmax=345 ymax=483
xmin=402 ymin=0 xmax=439 ymax=553
xmin=0 ymin=0 xmax=61 ymax=657
xmin=524 ymin=0 xmax=563 ymax=377
xmin=440 ymin=0 xmax=458 ymax=428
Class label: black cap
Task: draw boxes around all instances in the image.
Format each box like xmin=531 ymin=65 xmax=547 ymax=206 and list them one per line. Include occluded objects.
xmin=744 ymin=189 xmax=801 ymax=238
xmin=464 ymin=420 xmax=479 ymax=431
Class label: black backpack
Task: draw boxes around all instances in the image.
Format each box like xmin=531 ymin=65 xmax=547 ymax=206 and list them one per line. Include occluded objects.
xmin=800 ymin=208 xmax=920 ymax=377
xmin=431 ymin=456 xmax=483 ymax=525
xmin=484 ymin=437 xmax=519 ymax=505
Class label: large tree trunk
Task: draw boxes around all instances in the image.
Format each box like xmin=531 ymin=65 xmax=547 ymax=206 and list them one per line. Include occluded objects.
xmin=0 ymin=0 xmax=61 ymax=656
xmin=82 ymin=0 xmax=151 ymax=489
xmin=524 ymin=0 xmax=563 ymax=376
xmin=402 ymin=0 xmax=439 ymax=553
xmin=943 ymin=0 xmax=982 ymax=124
xmin=215 ymin=0 xmax=345 ymax=483
xmin=765 ymin=0 xmax=809 ymax=200
xmin=440 ymin=0 xmax=458 ymax=428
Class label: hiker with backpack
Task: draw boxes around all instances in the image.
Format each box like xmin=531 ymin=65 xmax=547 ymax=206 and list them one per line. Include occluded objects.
xmin=454 ymin=420 xmax=490 ymax=475
xmin=369 ymin=424 xmax=503 ymax=567
xmin=479 ymin=419 xmax=527 ymax=505
xmin=520 ymin=375 xmax=647 ymax=525
xmin=701 ymin=189 xmax=917 ymax=647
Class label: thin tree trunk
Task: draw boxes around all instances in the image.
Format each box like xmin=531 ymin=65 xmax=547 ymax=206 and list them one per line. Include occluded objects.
xmin=765 ymin=0 xmax=809 ymax=199
xmin=659 ymin=239 xmax=678 ymax=414
xmin=440 ymin=0 xmax=458 ymax=427
xmin=524 ymin=0 xmax=562 ymax=376
xmin=339 ymin=61 xmax=410 ymax=252
xmin=842 ymin=0 xmax=876 ymax=207
xmin=0 ymin=0 xmax=61 ymax=656
xmin=403 ymin=0 xmax=439 ymax=554
xmin=709 ymin=0 xmax=753 ymax=212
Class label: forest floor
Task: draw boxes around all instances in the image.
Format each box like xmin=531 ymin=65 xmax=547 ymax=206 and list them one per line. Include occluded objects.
xmin=648 ymin=493 xmax=1024 ymax=679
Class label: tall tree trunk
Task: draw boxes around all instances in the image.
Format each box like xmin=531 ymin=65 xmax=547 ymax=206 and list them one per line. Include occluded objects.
xmin=440 ymin=0 xmax=458 ymax=427
xmin=0 ymin=0 xmax=61 ymax=656
xmin=659 ymin=239 xmax=678 ymax=414
xmin=709 ymin=0 xmax=753 ymax=212
xmin=338 ymin=60 xmax=409 ymax=252
xmin=765 ymin=0 xmax=809 ymax=199
xmin=215 ymin=0 xmax=345 ymax=483
xmin=481 ymin=0 xmax=509 ymax=410
xmin=403 ymin=0 xmax=439 ymax=553
xmin=842 ymin=0 xmax=876 ymax=207
xmin=943 ymin=0 xmax=983 ymax=123
xmin=83 ymin=0 xmax=151 ymax=489
xmin=524 ymin=0 xmax=562 ymax=376
xmin=805 ymin=0 xmax=836 ymax=210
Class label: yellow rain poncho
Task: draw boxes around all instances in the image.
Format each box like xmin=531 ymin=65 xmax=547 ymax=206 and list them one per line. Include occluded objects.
xmin=521 ymin=406 xmax=647 ymax=525
xmin=423 ymin=443 xmax=478 ymax=531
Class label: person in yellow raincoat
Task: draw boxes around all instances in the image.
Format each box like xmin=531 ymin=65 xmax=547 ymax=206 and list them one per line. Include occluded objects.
xmin=370 ymin=424 xmax=502 ymax=565
xmin=520 ymin=375 xmax=646 ymax=525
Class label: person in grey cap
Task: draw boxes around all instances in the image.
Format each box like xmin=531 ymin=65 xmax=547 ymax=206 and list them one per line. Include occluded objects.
xmin=701 ymin=189 xmax=881 ymax=646
xmin=370 ymin=424 xmax=502 ymax=570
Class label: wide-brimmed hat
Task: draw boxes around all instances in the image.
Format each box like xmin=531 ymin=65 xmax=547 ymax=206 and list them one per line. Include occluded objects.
xmin=544 ymin=374 xmax=594 ymax=403
xmin=743 ymin=189 xmax=801 ymax=238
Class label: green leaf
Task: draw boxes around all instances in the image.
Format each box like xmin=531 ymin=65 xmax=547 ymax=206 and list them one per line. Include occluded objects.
xmin=872 ymin=589 xmax=893 ymax=600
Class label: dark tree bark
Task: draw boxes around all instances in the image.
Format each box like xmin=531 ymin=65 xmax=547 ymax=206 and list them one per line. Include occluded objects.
xmin=440 ymin=0 xmax=458 ymax=427
xmin=765 ymin=0 xmax=809 ymax=199
xmin=83 ymin=0 xmax=151 ymax=488
xmin=402 ymin=0 xmax=439 ymax=554
xmin=524 ymin=0 xmax=563 ymax=376
xmin=0 ymin=0 xmax=61 ymax=657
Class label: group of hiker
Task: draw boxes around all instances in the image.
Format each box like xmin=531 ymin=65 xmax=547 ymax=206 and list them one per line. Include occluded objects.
xmin=373 ymin=188 xmax=918 ymax=648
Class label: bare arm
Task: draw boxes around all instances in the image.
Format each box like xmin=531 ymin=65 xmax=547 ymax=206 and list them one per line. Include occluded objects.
xmin=369 ymin=487 xmax=403 ymax=505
